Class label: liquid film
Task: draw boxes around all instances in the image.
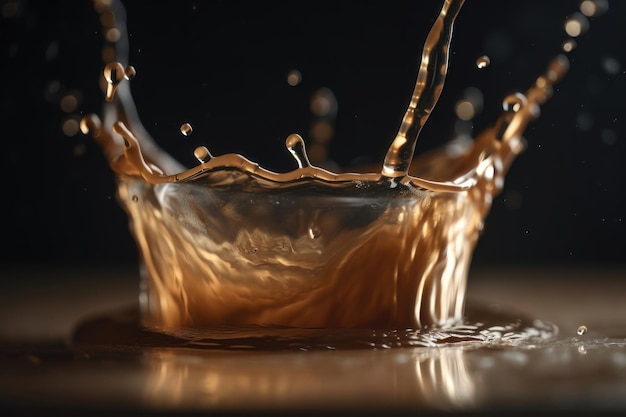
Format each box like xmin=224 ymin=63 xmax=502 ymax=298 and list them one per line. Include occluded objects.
xmin=81 ymin=0 xmax=574 ymax=344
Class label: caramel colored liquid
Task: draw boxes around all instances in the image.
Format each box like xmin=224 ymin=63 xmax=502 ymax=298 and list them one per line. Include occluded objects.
xmin=80 ymin=0 xmax=597 ymax=341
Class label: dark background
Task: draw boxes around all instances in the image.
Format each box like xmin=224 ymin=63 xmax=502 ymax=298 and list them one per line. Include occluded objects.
xmin=1 ymin=0 xmax=625 ymax=270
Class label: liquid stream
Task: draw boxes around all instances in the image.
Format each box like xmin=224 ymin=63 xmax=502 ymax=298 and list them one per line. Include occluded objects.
xmin=79 ymin=0 xmax=594 ymax=346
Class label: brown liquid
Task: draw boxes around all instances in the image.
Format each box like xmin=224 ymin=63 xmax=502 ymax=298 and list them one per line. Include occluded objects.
xmin=79 ymin=0 xmax=600 ymax=342
xmin=71 ymin=302 xmax=557 ymax=350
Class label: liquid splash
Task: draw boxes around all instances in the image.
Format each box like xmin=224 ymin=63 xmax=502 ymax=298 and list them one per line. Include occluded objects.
xmin=78 ymin=0 xmax=593 ymax=345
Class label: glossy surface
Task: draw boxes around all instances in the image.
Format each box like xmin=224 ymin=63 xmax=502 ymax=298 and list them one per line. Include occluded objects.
xmin=1 ymin=265 xmax=625 ymax=414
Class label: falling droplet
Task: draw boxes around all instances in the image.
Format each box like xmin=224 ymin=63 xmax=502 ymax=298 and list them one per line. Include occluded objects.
xmin=580 ymin=0 xmax=609 ymax=17
xmin=124 ymin=65 xmax=137 ymax=80
xmin=286 ymin=69 xmax=302 ymax=86
xmin=62 ymin=117 xmax=80 ymax=137
xmin=285 ymin=134 xmax=311 ymax=168
xmin=455 ymin=88 xmax=484 ymax=121
xmin=105 ymin=27 xmax=121 ymax=42
xmin=103 ymin=61 xmax=125 ymax=102
xmin=194 ymin=146 xmax=213 ymax=163
xmin=310 ymin=87 xmax=337 ymax=117
xmin=60 ymin=93 xmax=79 ymax=113
xmin=577 ymin=325 xmax=588 ymax=335
xmin=476 ymin=55 xmax=490 ymax=69
xmin=180 ymin=122 xmax=193 ymax=137
xmin=562 ymin=39 xmax=577 ymax=52
xmin=564 ymin=12 xmax=589 ymax=38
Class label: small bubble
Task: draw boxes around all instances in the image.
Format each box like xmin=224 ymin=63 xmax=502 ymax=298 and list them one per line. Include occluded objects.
xmin=577 ymin=325 xmax=588 ymax=335
xmin=578 ymin=345 xmax=587 ymax=355
xmin=241 ymin=247 xmax=258 ymax=255
xmin=287 ymin=69 xmax=302 ymax=86
xmin=180 ymin=122 xmax=193 ymax=137
xmin=476 ymin=55 xmax=490 ymax=69
xmin=132 ymin=195 xmax=139 ymax=202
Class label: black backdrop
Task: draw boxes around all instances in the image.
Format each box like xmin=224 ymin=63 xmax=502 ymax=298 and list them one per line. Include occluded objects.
xmin=2 ymin=0 xmax=625 ymax=269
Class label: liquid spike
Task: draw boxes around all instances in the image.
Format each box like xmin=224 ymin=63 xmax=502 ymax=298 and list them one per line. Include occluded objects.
xmin=285 ymin=134 xmax=311 ymax=169
xmin=382 ymin=0 xmax=465 ymax=178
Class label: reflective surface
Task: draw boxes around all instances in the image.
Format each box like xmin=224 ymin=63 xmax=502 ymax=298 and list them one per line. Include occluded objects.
xmin=2 ymin=265 xmax=625 ymax=415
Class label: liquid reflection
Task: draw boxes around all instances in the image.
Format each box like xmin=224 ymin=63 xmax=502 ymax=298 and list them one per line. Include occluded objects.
xmin=141 ymin=346 xmax=478 ymax=411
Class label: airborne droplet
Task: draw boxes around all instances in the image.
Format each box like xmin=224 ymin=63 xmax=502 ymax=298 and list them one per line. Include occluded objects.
xmin=180 ymin=122 xmax=193 ymax=137
xmin=124 ymin=65 xmax=137 ymax=80
xmin=105 ymin=27 xmax=121 ymax=42
xmin=455 ymin=87 xmax=484 ymax=121
xmin=62 ymin=117 xmax=80 ymax=137
xmin=564 ymin=12 xmax=590 ymax=38
xmin=310 ymin=87 xmax=338 ymax=117
xmin=103 ymin=61 xmax=125 ymax=102
xmin=476 ymin=55 xmax=490 ymax=69
xmin=104 ymin=61 xmax=124 ymax=85
xmin=286 ymin=69 xmax=302 ymax=86
xmin=577 ymin=325 xmax=588 ymax=336
xmin=562 ymin=39 xmax=577 ymax=53
xmin=580 ymin=0 xmax=609 ymax=17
